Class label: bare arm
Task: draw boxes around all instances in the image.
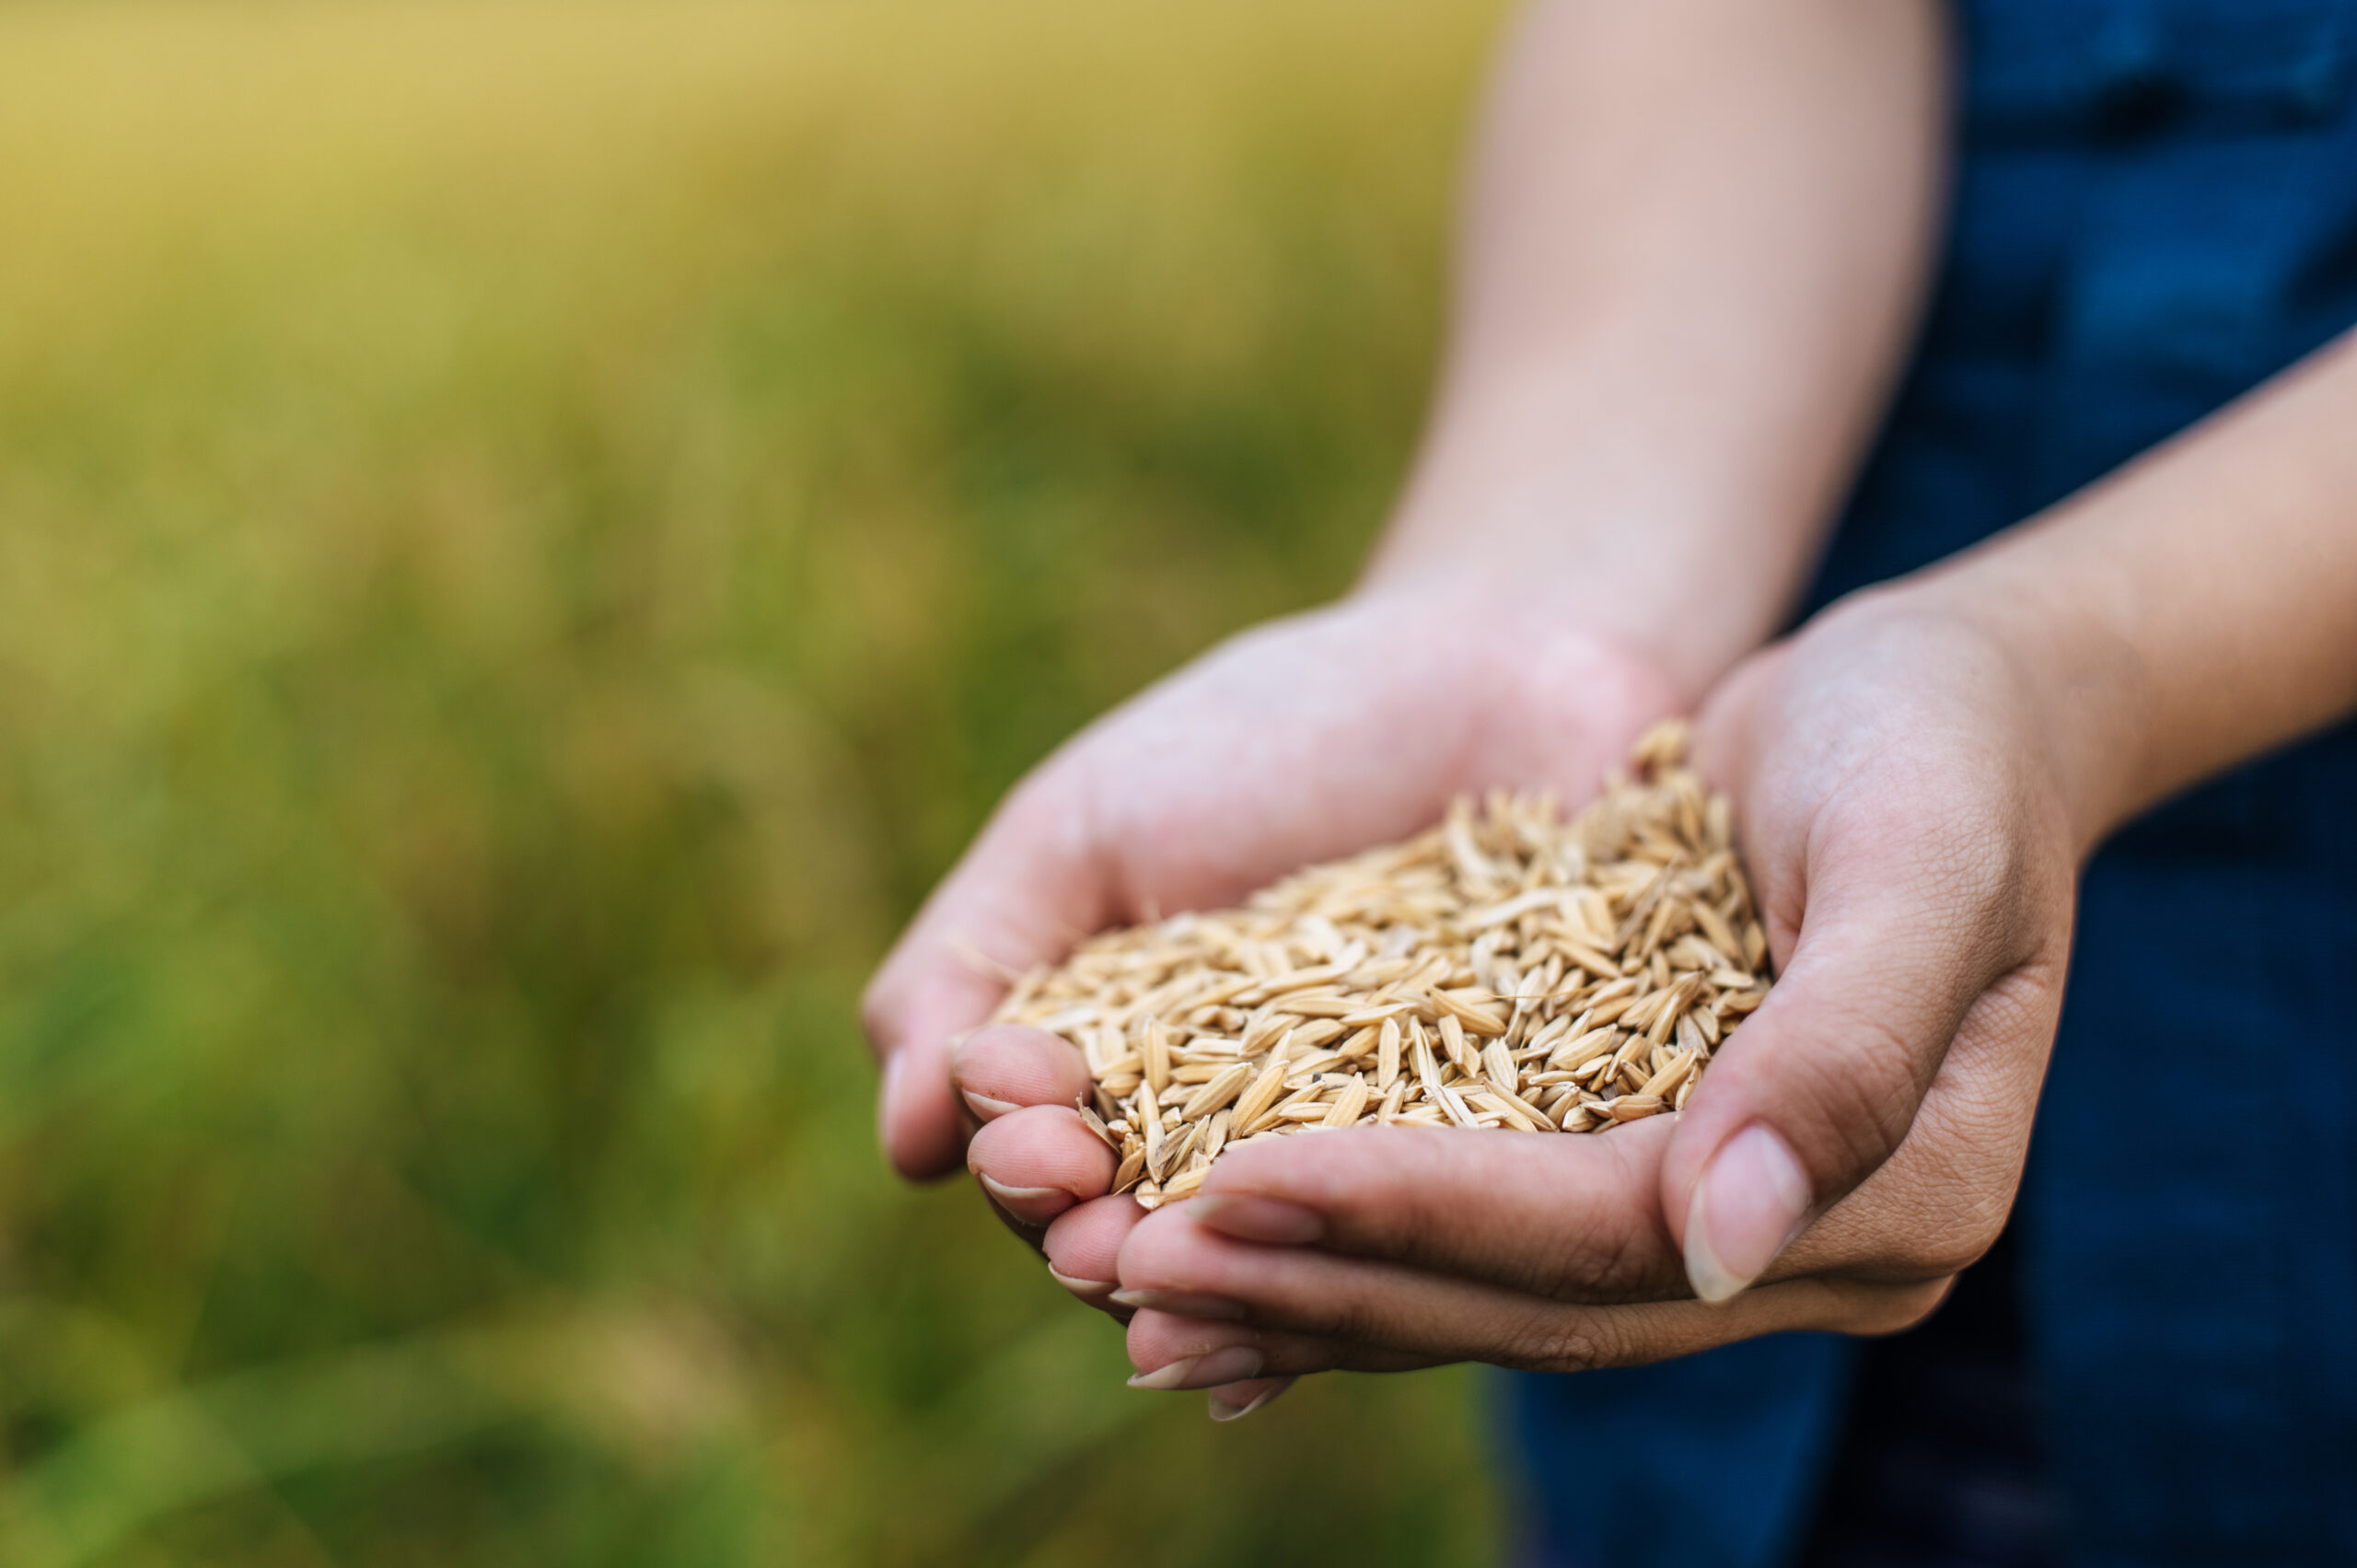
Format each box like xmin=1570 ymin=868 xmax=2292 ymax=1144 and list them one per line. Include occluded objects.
xmin=1364 ymin=0 xmax=1949 ymax=700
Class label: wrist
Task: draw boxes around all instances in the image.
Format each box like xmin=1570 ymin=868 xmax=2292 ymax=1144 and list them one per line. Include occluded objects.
xmin=1353 ymin=514 xmax=1793 ymax=710
xmin=1866 ymin=567 xmax=2154 ymax=859
xmin=1308 ymin=577 xmax=1688 ymax=780
xmin=1342 ymin=562 xmax=1710 ymax=715
xmin=1355 ymin=389 xmax=1838 ymax=706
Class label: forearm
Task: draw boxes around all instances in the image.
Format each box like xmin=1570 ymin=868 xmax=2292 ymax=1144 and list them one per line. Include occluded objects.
xmin=1903 ymin=330 xmax=2357 ymax=853
xmin=1361 ymin=0 xmax=1949 ymax=701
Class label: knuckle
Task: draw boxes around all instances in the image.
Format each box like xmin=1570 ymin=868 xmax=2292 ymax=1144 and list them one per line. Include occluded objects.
xmin=1844 ymin=1277 xmax=1955 ymax=1337
xmin=1925 ymin=801 xmax=2020 ymax=906
xmin=1892 ymin=1208 xmax=2006 ymax=1282
xmin=1317 ymin=1341 xmax=1395 ymax=1376
xmin=1534 ymin=1215 xmax=1659 ymax=1305
xmin=1782 ymin=1013 xmax=1926 ymax=1179
xmin=1321 ymin=1131 xmax=1476 ymax=1259
xmin=1302 ymin=1290 xmax=1398 ymax=1348
xmin=1506 ymin=1311 xmax=1620 ymax=1374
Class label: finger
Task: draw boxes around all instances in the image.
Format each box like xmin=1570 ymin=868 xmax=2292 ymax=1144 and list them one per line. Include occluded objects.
xmin=966 ymin=1104 xmax=1118 ymax=1225
xmin=863 ymin=779 xmax=1111 ymax=1180
xmin=951 ymin=1024 xmax=1093 ymax=1122
xmin=876 ymin=1036 xmax=962 ymax=1183
xmin=1207 ymin=1379 xmax=1296 ymax=1423
xmin=1116 ymin=1203 xmax=1944 ymax=1369
xmin=1666 ymin=703 xmax=2067 ymax=1304
xmin=1186 ymin=1117 xmax=1688 ymax=1304
xmin=1042 ymin=1193 xmax=1147 ymax=1305
xmin=1662 ymin=887 xmax=2003 ymax=1304
xmin=1123 ymin=1308 xmax=1435 ymax=1388
xmin=1770 ymin=983 xmax=2051 ymax=1285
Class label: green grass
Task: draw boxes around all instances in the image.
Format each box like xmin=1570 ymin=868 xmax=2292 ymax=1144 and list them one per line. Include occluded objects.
xmin=0 ymin=1 xmax=1514 ymax=1561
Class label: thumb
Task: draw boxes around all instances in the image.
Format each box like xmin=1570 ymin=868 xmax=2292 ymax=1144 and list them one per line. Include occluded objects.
xmin=1659 ymin=805 xmax=2033 ymax=1303
xmin=863 ymin=777 xmax=1111 ymax=1180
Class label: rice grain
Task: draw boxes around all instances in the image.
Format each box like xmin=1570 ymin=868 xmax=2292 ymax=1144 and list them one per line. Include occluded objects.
xmin=986 ymin=722 xmax=1771 ymax=1201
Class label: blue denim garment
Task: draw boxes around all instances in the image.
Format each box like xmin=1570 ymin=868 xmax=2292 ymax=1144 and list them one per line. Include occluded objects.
xmin=1506 ymin=4 xmax=2357 ymax=1563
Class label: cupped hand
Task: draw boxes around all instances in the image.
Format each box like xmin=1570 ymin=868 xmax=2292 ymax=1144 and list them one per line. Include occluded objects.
xmin=861 ymin=587 xmax=1679 ymax=1407
xmin=1020 ymin=587 xmax=2086 ymax=1408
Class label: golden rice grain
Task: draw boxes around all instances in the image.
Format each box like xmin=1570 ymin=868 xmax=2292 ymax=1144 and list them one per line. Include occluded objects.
xmin=986 ymin=721 xmax=1772 ymax=1201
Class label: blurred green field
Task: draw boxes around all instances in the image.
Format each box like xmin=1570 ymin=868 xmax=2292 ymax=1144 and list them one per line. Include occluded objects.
xmin=0 ymin=0 xmax=1515 ymax=1562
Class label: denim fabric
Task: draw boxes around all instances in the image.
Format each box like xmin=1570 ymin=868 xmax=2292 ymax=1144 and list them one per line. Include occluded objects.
xmin=1504 ymin=1337 xmax=1858 ymax=1568
xmin=1506 ymin=3 xmax=2357 ymax=1562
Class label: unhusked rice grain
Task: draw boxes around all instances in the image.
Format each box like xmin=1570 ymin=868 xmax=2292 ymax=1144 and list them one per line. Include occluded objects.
xmin=986 ymin=720 xmax=1771 ymax=1207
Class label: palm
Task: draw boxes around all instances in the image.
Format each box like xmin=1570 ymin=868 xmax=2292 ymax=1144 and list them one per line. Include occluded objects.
xmin=1067 ymin=599 xmax=1670 ymax=916
xmin=865 ymin=593 xmax=1676 ymax=1178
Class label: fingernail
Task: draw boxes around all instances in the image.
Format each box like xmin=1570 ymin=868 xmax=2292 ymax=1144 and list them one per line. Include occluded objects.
xmin=1190 ymin=1194 xmax=1324 ymax=1245
xmin=1125 ymin=1344 xmax=1264 ymax=1391
xmin=979 ymin=1175 xmax=1064 ymax=1207
xmin=1685 ymin=1123 xmax=1813 ymax=1305
xmin=1048 ymin=1266 xmax=1117 ymax=1301
xmin=1105 ymin=1288 xmax=1247 ymax=1320
xmin=962 ymin=1088 xmax=1020 ymax=1121
xmin=1207 ymin=1376 xmax=1295 ymax=1423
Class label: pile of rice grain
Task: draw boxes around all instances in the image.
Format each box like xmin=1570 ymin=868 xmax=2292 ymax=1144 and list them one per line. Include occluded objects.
xmin=987 ymin=720 xmax=1771 ymax=1208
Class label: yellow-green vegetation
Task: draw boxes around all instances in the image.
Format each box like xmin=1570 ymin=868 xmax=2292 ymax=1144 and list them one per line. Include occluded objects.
xmin=0 ymin=0 xmax=1510 ymax=1562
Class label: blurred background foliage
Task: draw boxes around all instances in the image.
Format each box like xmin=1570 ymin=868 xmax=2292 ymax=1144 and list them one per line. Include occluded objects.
xmin=0 ymin=0 xmax=1514 ymax=1562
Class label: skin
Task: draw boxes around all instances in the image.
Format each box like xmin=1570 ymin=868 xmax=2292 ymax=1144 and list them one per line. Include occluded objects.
xmin=864 ymin=0 xmax=2357 ymax=1420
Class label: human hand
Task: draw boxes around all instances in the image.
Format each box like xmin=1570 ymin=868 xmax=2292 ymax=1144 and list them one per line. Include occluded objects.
xmin=1052 ymin=587 xmax=2084 ymax=1407
xmin=860 ymin=588 xmax=1678 ymax=1410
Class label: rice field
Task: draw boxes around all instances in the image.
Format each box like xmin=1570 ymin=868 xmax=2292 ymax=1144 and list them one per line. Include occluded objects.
xmin=0 ymin=0 xmax=1511 ymax=1562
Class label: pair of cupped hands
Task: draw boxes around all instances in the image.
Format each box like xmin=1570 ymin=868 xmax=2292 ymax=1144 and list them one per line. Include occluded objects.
xmin=865 ymin=577 xmax=2077 ymax=1420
